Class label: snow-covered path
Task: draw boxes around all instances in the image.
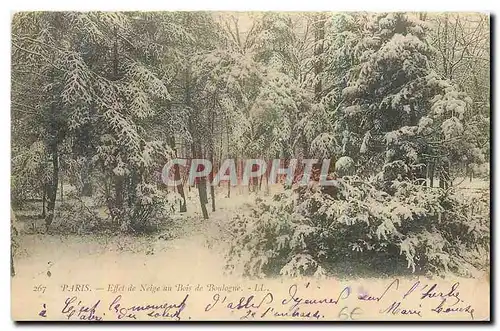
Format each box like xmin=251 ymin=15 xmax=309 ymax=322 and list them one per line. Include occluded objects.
xmin=11 ymin=191 xmax=259 ymax=290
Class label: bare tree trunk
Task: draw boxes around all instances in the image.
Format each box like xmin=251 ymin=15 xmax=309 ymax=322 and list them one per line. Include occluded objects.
xmin=168 ymin=136 xmax=187 ymax=212
xmin=60 ymin=171 xmax=64 ymax=203
xmin=110 ymin=25 xmax=125 ymax=224
xmin=226 ymin=114 xmax=231 ymax=198
xmin=210 ymin=184 xmax=215 ymax=212
xmin=81 ymin=158 xmax=93 ymax=196
xmin=45 ymin=145 xmax=59 ymax=229
xmin=114 ymin=176 xmax=124 ymax=210
xmin=415 ymin=162 xmax=426 ymax=185
xmin=429 ymin=161 xmax=435 ymax=187
xmin=192 ymin=143 xmax=209 ymax=219
xmin=42 ymin=182 xmax=46 ymax=218
xmin=467 ymin=164 xmax=473 ymax=182
xmin=209 ymin=107 xmax=216 ymax=212
xmin=127 ymin=171 xmax=138 ymax=209
xmin=209 ymin=157 xmax=215 ymax=212
xmin=198 ymin=181 xmax=209 ymax=219
xmin=425 ymin=161 xmax=430 ymax=186
xmin=175 ymin=163 xmax=187 ymax=212
xmin=197 ymin=157 xmax=209 ymax=219
xmin=81 ymin=181 xmax=93 ymax=196
xmin=200 ymin=175 xmax=209 ymax=205
xmin=439 ymin=162 xmax=450 ymax=190
xmin=265 ymin=173 xmax=269 ymax=195
xmin=313 ymin=14 xmax=325 ymax=103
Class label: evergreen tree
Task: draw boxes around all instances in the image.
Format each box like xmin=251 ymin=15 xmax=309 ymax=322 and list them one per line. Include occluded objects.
xmin=339 ymin=13 xmax=478 ymax=189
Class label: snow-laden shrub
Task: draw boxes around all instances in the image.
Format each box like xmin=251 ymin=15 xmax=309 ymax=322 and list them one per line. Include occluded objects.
xmin=226 ymin=177 xmax=489 ymax=278
xmin=335 ymin=156 xmax=355 ymax=176
xmin=123 ymin=185 xmax=182 ymax=233
xmin=53 ymin=196 xmax=106 ymax=234
xmin=94 ymin=177 xmax=182 ymax=233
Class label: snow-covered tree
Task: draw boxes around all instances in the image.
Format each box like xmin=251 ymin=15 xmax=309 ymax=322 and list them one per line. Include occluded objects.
xmin=337 ymin=13 xmax=481 ymax=190
xmin=12 ymin=12 xmax=188 ymax=231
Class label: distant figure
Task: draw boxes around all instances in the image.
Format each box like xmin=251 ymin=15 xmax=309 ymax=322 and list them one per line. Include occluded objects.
xmin=335 ymin=156 xmax=355 ymax=177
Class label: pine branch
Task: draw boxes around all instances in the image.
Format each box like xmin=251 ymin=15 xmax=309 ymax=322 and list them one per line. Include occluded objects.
xmin=12 ymin=101 xmax=38 ymax=114
xmin=12 ymin=42 xmax=63 ymax=71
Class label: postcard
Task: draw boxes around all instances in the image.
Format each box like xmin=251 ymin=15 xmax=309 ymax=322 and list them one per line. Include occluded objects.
xmin=10 ymin=11 xmax=490 ymax=321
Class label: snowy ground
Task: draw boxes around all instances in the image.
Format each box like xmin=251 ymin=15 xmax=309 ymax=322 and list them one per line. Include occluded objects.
xmin=11 ymin=183 xmax=287 ymax=294
xmin=12 ymin=178 xmax=490 ymax=286
xmin=10 ymin=179 xmax=490 ymax=321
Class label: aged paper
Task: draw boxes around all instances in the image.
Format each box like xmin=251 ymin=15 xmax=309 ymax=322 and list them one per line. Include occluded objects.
xmin=11 ymin=11 xmax=490 ymax=321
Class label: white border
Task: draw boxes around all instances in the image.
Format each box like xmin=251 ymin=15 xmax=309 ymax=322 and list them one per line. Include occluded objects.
xmin=2 ymin=0 xmax=497 ymax=12
xmin=1 ymin=1 xmax=497 ymax=330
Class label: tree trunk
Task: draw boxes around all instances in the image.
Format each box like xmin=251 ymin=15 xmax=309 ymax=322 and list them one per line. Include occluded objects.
xmin=42 ymin=182 xmax=46 ymax=218
xmin=198 ymin=181 xmax=209 ymax=219
xmin=197 ymin=156 xmax=209 ymax=219
xmin=226 ymin=114 xmax=231 ymax=198
xmin=429 ymin=161 xmax=435 ymax=187
xmin=81 ymin=182 xmax=93 ymax=196
xmin=114 ymin=176 xmax=124 ymax=210
xmin=108 ymin=25 xmax=126 ymax=224
xmin=200 ymin=177 xmax=209 ymax=205
xmin=439 ymin=162 xmax=450 ymax=190
xmin=467 ymin=164 xmax=473 ymax=182
xmin=45 ymin=145 xmax=59 ymax=229
xmin=210 ymin=185 xmax=215 ymax=212
xmin=81 ymin=158 xmax=93 ymax=196
xmin=415 ymin=161 xmax=426 ymax=185
xmin=313 ymin=14 xmax=325 ymax=103
xmin=193 ymin=143 xmax=209 ymax=219
xmin=169 ymin=135 xmax=187 ymax=213
xmin=209 ymin=158 xmax=215 ymax=212
xmin=128 ymin=171 xmax=138 ymax=208
xmin=60 ymin=171 xmax=64 ymax=202
xmin=265 ymin=173 xmax=269 ymax=195
xmin=175 ymin=163 xmax=187 ymax=212
xmin=208 ymin=110 xmax=216 ymax=212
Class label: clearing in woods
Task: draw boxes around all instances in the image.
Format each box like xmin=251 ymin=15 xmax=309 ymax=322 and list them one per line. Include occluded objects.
xmin=11 ymin=178 xmax=489 ymax=286
xmin=12 ymin=185 xmax=275 ymax=287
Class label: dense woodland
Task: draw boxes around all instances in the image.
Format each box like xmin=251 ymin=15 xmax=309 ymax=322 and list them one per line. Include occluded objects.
xmin=11 ymin=12 xmax=490 ymax=278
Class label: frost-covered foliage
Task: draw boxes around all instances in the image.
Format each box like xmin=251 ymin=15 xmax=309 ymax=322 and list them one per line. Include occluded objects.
xmin=11 ymin=141 xmax=51 ymax=205
xmin=11 ymin=11 xmax=490 ymax=245
xmin=332 ymin=12 xmax=488 ymax=185
xmin=11 ymin=12 xmax=192 ymax=231
xmin=63 ymin=13 xmax=182 ymax=231
xmin=250 ymin=70 xmax=314 ymax=158
xmin=226 ymin=177 xmax=489 ymax=278
xmin=339 ymin=14 xmax=435 ymax=173
xmin=335 ymin=156 xmax=355 ymax=177
xmin=193 ymin=13 xmax=316 ymax=161
xmin=322 ymin=13 xmax=365 ymax=106
xmin=424 ymin=76 xmax=487 ymax=178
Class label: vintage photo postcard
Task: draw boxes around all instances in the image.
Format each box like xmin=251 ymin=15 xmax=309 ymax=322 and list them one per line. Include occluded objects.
xmin=10 ymin=11 xmax=490 ymax=321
